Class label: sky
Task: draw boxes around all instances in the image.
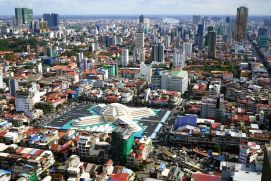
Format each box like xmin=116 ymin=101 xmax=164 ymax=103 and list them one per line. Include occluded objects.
xmin=0 ymin=0 xmax=270 ymax=15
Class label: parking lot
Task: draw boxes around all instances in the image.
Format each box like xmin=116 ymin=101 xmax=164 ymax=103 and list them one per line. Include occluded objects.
xmin=47 ymin=102 xmax=94 ymax=128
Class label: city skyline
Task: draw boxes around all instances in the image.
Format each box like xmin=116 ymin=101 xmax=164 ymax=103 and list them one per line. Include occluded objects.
xmin=0 ymin=0 xmax=271 ymax=16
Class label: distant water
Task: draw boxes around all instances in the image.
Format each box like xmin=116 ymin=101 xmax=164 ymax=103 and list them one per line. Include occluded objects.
xmin=163 ymin=18 xmax=180 ymax=24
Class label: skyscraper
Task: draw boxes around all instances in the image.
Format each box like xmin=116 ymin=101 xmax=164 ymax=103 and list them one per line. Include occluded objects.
xmin=77 ymin=52 xmax=84 ymax=69
xmin=235 ymin=6 xmax=248 ymax=42
xmin=9 ymin=78 xmax=18 ymax=96
xmin=139 ymin=15 xmax=144 ymax=24
xmin=226 ymin=16 xmax=231 ymax=24
xmin=31 ymin=19 xmax=49 ymax=33
xmin=43 ymin=13 xmax=59 ymax=30
xmin=15 ymin=8 xmax=33 ymax=25
xmin=138 ymin=48 xmax=146 ymax=63
xmin=205 ymin=26 xmax=214 ymax=46
xmin=164 ymin=35 xmax=171 ymax=49
xmin=196 ymin=24 xmax=205 ymax=49
xmin=121 ymin=48 xmax=129 ymax=66
xmin=173 ymin=49 xmax=185 ymax=67
xmin=193 ymin=15 xmax=201 ymax=25
xmin=183 ymin=41 xmax=193 ymax=59
xmin=136 ymin=32 xmax=144 ymax=49
xmin=152 ymin=42 xmax=164 ymax=63
xmin=0 ymin=75 xmax=3 ymax=89
xmin=208 ymin=31 xmax=217 ymax=59
xmin=258 ymin=28 xmax=269 ymax=48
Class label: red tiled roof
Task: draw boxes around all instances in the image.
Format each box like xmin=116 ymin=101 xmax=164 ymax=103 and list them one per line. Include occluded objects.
xmin=21 ymin=154 xmax=31 ymax=159
xmin=109 ymin=173 xmax=129 ymax=181
xmin=191 ymin=173 xmax=221 ymax=181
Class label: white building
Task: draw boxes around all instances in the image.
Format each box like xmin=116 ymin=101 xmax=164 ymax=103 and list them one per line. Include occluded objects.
xmin=36 ymin=62 xmax=43 ymax=73
xmin=76 ymin=52 xmax=84 ymax=69
xmin=132 ymin=48 xmax=138 ymax=63
xmin=15 ymin=94 xmax=35 ymax=117
xmin=173 ymin=49 xmax=185 ymax=67
xmin=15 ymin=83 xmax=41 ymax=118
xmin=138 ymin=48 xmax=146 ymax=63
xmin=183 ymin=41 xmax=193 ymax=59
xmin=136 ymin=62 xmax=152 ymax=83
xmin=78 ymin=136 xmax=109 ymax=160
xmin=151 ymin=70 xmax=189 ymax=94
xmin=165 ymin=35 xmax=171 ymax=49
xmin=121 ymin=48 xmax=129 ymax=66
xmin=78 ymin=136 xmax=93 ymax=159
xmin=0 ymin=75 xmax=3 ymax=89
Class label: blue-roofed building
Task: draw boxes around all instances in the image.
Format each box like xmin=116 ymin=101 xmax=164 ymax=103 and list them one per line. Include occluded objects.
xmin=174 ymin=114 xmax=197 ymax=130
xmin=159 ymin=162 xmax=166 ymax=170
xmin=0 ymin=169 xmax=11 ymax=180
xmin=42 ymin=57 xmax=55 ymax=66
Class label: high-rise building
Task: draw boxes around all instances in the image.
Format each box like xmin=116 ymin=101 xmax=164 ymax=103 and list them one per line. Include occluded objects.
xmin=111 ymin=127 xmax=134 ymax=165
xmin=235 ymin=6 xmax=248 ymax=41
xmin=9 ymin=79 xmax=18 ymax=96
xmin=164 ymin=35 xmax=171 ymax=49
xmin=258 ymin=28 xmax=269 ymax=48
xmin=132 ymin=48 xmax=138 ymax=63
xmin=262 ymin=144 xmax=271 ymax=181
xmin=76 ymin=52 xmax=84 ymax=69
xmin=208 ymin=31 xmax=217 ymax=59
xmin=136 ymin=32 xmax=144 ymax=49
xmin=15 ymin=8 xmax=33 ymax=25
xmin=197 ymin=24 xmax=205 ymax=37
xmin=152 ymin=42 xmax=164 ymax=63
xmin=137 ymin=62 xmax=152 ymax=83
xmin=139 ymin=15 xmax=144 ymax=24
xmin=0 ymin=75 xmax=3 ymax=89
xmin=43 ymin=13 xmax=59 ymax=30
xmin=205 ymin=26 xmax=214 ymax=46
xmin=103 ymin=64 xmax=118 ymax=77
xmin=193 ymin=15 xmax=201 ymax=25
xmin=138 ymin=48 xmax=146 ymax=63
xmin=226 ymin=16 xmax=231 ymax=24
xmin=173 ymin=49 xmax=185 ymax=67
xmin=202 ymin=16 xmax=209 ymax=27
xmin=183 ymin=41 xmax=193 ymax=59
xmin=264 ymin=19 xmax=271 ymax=27
xmin=151 ymin=70 xmax=189 ymax=94
xmin=15 ymin=94 xmax=36 ymax=118
xmin=31 ymin=19 xmax=48 ymax=33
xmin=121 ymin=48 xmax=129 ymax=66
xmin=195 ymin=24 xmax=205 ymax=49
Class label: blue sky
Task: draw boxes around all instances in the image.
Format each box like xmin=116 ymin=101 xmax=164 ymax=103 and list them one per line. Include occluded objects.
xmin=0 ymin=0 xmax=270 ymax=15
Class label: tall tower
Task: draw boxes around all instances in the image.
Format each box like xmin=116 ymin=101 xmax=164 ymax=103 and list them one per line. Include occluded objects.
xmin=15 ymin=8 xmax=33 ymax=25
xmin=173 ymin=49 xmax=185 ymax=67
xmin=139 ymin=15 xmax=144 ymax=24
xmin=9 ymin=79 xmax=18 ymax=96
xmin=136 ymin=32 xmax=144 ymax=49
xmin=208 ymin=31 xmax=217 ymax=59
xmin=235 ymin=6 xmax=248 ymax=42
xmin=43 ymin=13 xmax=59 ymax=30
xmin=152 ymin=42 xmax=164 ymax=63
xmin=193 ymin=15 xmax=201 ymax=25
xmin=164 ymin=35 xmax=171 ymax=49
xmin=121 ymin=48 xmax=129 ymax=66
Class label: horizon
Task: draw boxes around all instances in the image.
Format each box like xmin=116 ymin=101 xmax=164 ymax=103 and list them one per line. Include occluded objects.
xmin=1 ymin=14 xmax=271 ymax=17
xmin=0 ymin=0 xmax=271 ymax=16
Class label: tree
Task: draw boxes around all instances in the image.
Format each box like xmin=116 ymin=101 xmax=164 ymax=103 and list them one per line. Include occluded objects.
xmin=35 ymin=102 xmax=54 ymax=113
